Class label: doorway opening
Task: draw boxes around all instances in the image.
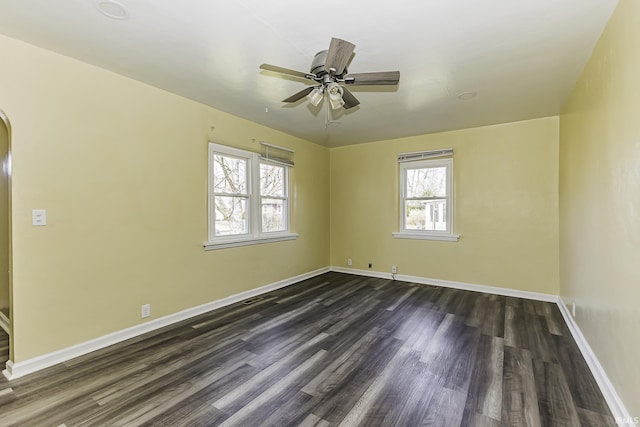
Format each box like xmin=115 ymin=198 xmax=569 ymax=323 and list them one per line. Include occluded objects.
xmin=0 ymin=109 xmax=12 ymax=368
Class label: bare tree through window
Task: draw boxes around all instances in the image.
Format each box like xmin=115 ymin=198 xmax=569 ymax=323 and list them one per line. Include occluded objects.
xmin=209 ymin=143 xmax=291 ymax=242
xmin=213 ymin=154 xmax=248 ymax=236
xmin=260 ymin=163 xmax=286 ymax=232
xmin=404 ymin=166 xmax=447 ymax=231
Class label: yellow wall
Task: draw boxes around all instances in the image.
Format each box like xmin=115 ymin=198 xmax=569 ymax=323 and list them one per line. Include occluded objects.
xmin=0 ymin=34 xmax=330 ymax=361
xmin=330 ymin=117 xmax=559 ymax=294
xmin=1 ymin=4 xmax=636 ymax=413
xmin=0 ymin=118 xmax=8 ymax=315
xmin=559 ymin=0 xmax=640 ymax=415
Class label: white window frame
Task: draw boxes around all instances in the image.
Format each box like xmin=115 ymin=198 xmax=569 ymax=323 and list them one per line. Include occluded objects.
xmin=393 ymin=157 xmax=460 ymax=242
xmin=204 ymin=143 xmax=297 ymax=250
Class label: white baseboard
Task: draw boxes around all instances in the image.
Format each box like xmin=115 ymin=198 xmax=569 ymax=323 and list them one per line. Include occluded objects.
xmin=556 ymin=298 xmax=631 ymax=421
xmin=330 ymin=266 xmax=558 ymax=302
xmin=3 ymin=267 xmax=329 ymax=381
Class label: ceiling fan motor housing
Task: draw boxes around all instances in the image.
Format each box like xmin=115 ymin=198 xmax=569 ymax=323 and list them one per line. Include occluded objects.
xmin=310 ymin=50 xmax=345 ymax=77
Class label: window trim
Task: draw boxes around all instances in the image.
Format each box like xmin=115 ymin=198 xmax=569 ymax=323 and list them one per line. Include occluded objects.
xmin=393 ymin=157 xmax=460 ymax=242
xmin=204 ymin=143 xmax=297 ymax=250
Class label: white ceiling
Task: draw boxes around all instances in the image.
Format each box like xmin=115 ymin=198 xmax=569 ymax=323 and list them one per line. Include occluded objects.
xmin=0 ymin=0 xmax=618 ymax=147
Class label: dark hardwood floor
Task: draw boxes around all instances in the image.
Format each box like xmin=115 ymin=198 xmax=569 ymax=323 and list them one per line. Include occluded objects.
xmin=0 ymin=272 xmax=614 ymax=426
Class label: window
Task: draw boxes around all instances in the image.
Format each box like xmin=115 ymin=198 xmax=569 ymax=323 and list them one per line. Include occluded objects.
xmin=212 ymin=151 xmax=249 ymax=236
xmin=260 ymin=163 xmax=287 ymax=233
xmin=205 ymin=143 xmax=297 ymax=249
xmin=394 ymin=156 xmax=459 ymax=241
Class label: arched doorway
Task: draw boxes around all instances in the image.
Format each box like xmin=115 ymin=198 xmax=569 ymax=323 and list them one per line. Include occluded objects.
xmin=0 ymin=109 xmax=12 ymax=366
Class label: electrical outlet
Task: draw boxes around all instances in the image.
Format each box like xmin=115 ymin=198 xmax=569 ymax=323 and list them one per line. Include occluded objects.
xmin=347 ymin=258 xmax=352 ymax=266
xmin=368 ymin=263 xmax=372 ymax=269
xmin=392 ymin=265 xmax=397 ymax=274
xmin=141 ymin=304 xmax=151 ymax=318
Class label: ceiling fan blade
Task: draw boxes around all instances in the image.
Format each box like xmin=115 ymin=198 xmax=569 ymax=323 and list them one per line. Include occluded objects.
xmin=344 ymin=71 xmax=400 ymax=86
xmin=260 ymin=64 xmax=315 ymax=80
xmin=325 ymin=38 xmax=355 ymax=75
xmin=341 ymin=86 xmax=360 ymax=109
xmin=282 ymin=87 xmax=315 ymax=103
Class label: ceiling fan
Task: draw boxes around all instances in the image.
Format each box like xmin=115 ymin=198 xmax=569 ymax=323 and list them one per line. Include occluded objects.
xmin=260 ymin=37 xmax=400 ymax=110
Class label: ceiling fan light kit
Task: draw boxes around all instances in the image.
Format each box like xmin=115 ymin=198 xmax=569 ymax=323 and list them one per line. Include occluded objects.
xmin=306 ymin=87 xmax=324 ymax=106
xmin=260 ymin=37 xmax=400 ymax=113
xmin=327 ymin=83 xmax=345 ymax=109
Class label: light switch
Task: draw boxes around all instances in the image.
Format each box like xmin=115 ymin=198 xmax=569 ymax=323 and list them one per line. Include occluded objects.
xmin=32 ymin=209 xmax=47 ymax=226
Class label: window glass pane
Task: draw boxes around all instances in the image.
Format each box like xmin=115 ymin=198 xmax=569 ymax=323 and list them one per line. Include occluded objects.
xmin=214 ymin=196 xmax=248 ymax=235
xmin=260 ymin=163 xmax=285 ymax=197
xmin=405 ymin=200 xmax=447 ymax=231
xmin=405 ymin=200 xmax=425 ymax=230
xmin=213 ymin=154 xmax=247 ymax=194
xmin=406 ymin=167 xmax=446 ymax=198
xmin=262 ymin=198 xmax=285 ymax=232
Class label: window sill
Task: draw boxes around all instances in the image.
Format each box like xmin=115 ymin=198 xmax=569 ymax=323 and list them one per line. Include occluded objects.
xmin=392 ymin=232 xmax=460 ymax=242
xmin=203 ymin=233 xmax=299 ymax=251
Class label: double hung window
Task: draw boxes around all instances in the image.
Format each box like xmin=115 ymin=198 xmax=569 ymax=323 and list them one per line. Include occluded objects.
xmin=394 ymin=152 xmax=459 ymax=241
xmin=206 ymin=143 xmax=296 ymax=249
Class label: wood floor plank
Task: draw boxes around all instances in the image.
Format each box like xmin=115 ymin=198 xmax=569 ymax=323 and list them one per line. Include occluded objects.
xmin=256 ymin=390 xmax=316 ymax=427
xmin=0 ymin=273 xmax=614 ymax=426
xmin=502 ymin=346 xmax=542 ymax=427
xmin=419 ymin=313 xmax=482 ymax=394
xmin=93 ymin=343 xmax=252 ymax=407
xmin=398 ymin=306 xmax=446 ymax=353
xmin=217 ymin=350 xmax=327 ymax=426
xmin=523 ymin=310 xmax=558 ymax=363
xmin=190 ymin=297 xmax=275 ymax=329
xmin=324 ymin=294 xmax=381 ymax=336
xmin=551 ymin=334 xmax=613 ymax=415
xmin=212 ymin=332 xmax=328 ymax=413
xmin=0 ymin=360 xmax=149 ymax=425
xmin=138 ymin=365 xmax=259 ymax=427
xmin=337 ymin=345 xmax=411 ymax=426
xmin=382 ymin=362 xmax=440 ymax=426
xmin=463 ymin=412 xmax=501 ymax=427
xmin=481 ymin=296 xmax=505 ymax=338
xmin=244 ymin=298 xmax=322 ymax=339
xmin=276 ymin=281 xmax=331 ymax=304
xmin=393 ymin=296 xmax=440 ymax=338
xmin=370 ymin=352 xmax=442 ymax=426
xmin=422 ymin=386 xmax=468 ymax=427
xmin=533 ymin=359 xmax=581 ymax=427
xmin=309 ymin=334 xmax=404 ymax=424
xmin=76 ymin=349 xmax=257 ymax=426
xmin=577 ymin=407 xmax=618 ymax=427
xmin=318 ymin=278 xmax=367 ymax=307
xmin=540 ymin=302 xmax=565 ymax=336
xmin=385 ymin=286 xmax=418 ymax=311
xmin=0 ymin=386 xmax=17 ymax=407
xmin=465 ymin=293 xmax=490 ymax=328
xmin=298 ymin=413 xmax=331 ymax=427
xmin=463 ymin=335 xmax=504 ymax=423
xmin=302 ymin=327 xmax=386 ymax=397
xmin=504 ymin=296 xmax=529 ymax=349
